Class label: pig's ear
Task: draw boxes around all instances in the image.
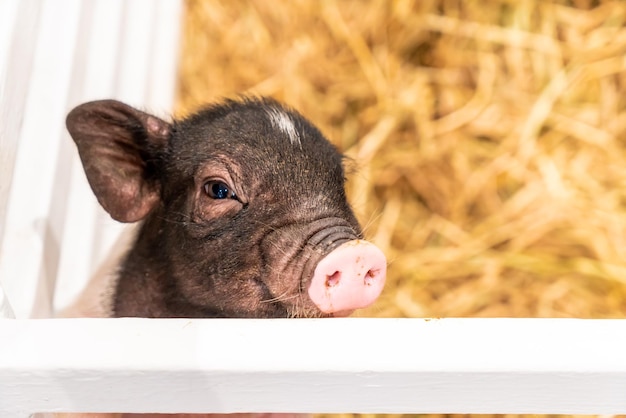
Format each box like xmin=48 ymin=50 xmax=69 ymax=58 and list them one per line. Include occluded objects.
xmin=66 ymin=100 xmax=171 ymax=223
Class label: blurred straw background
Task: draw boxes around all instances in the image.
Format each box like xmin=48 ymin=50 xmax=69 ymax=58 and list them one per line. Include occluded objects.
xmin=177 ymin=1 xmax=626 ymax=417
xmin=177 ymin=1 xmax=626 ymax=321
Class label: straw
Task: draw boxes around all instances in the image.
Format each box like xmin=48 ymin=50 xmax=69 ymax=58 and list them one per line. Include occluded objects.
xmin=178 ymin=2 xmax=626 ymax=412
xmin=178 ymin=0 xmax=626 ymax=318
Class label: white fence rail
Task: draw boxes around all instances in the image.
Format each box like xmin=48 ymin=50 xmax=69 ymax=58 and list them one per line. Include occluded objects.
xmin=1 ymin=1 xmax=626 ymax=417
xmin=2 ymin=318 xmax=626 ymax=416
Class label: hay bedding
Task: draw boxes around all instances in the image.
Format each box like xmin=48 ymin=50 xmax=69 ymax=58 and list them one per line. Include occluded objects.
xmin=177 ymin=1 xmax=626 ymax=417
xmin=178 ymin=0 xmax=626 ymax=320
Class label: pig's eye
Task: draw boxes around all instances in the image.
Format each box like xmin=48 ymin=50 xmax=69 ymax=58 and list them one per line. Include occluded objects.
xmin=203 ymin=181 xmax=236 ymax=200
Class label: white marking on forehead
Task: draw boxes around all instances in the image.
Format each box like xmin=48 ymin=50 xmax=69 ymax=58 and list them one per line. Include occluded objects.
xmin=266 ymin=107 xmax=301 ymax=146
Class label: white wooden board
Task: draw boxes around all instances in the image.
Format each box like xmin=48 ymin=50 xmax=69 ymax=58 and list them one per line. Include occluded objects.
xmin=0 ymin=0 xmax=182 ymax=319
xmin=1 ymin=318 xmax=625 ymax=415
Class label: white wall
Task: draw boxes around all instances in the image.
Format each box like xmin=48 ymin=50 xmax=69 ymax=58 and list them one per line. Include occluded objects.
xmin=0 ymin=0 xmax=182 ymax=319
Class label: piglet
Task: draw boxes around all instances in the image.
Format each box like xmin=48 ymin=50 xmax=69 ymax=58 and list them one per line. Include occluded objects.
xmin=56 ymin=98 xmax=386 ymax=418
xmin=65 ymin=97 xmax=386 ymax=320
xmin=55 ymin=97 xmax=386 ymax=417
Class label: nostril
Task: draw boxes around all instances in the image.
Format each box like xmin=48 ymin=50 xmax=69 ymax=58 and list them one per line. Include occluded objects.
xmin=364 ymin=269 xmax=379 ymax=285
xmin=325 ymin=271 xmax=341 ymax=287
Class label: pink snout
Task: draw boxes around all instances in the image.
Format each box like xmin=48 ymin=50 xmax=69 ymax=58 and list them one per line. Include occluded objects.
xmin=308 ymin=240 xmax=387 ymax=315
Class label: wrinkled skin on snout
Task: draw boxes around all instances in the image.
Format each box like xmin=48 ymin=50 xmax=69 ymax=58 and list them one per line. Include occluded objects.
xmin=66 ymin=97 xmax=386 ymax=320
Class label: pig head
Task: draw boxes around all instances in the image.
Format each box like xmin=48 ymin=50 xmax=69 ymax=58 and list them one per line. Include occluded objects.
xmin=66 ymin=97 xmax=386 ymax=319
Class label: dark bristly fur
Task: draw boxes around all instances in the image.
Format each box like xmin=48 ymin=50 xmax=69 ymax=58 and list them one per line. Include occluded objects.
xmin=66 ymin=97 xmax=363 ymax=318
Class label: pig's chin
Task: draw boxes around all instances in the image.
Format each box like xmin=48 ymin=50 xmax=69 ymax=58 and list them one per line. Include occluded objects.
xmin=331 ymin=309 xmax=354 ymax=317
xmin=279 ymin=300 xmax=341 ymax=319
xmin=285 ymin=304 xmax=354 ymax=318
